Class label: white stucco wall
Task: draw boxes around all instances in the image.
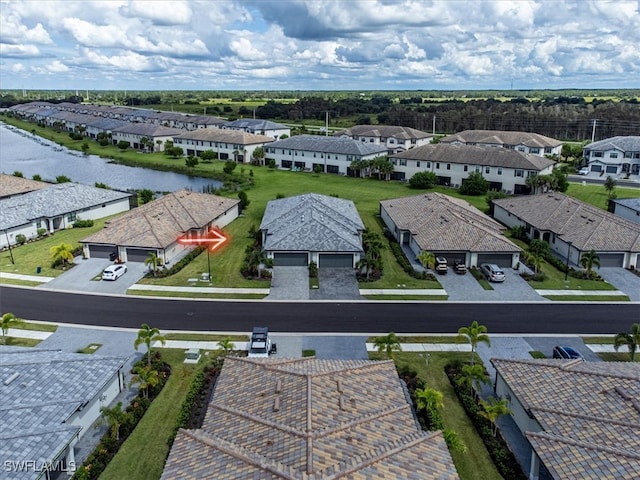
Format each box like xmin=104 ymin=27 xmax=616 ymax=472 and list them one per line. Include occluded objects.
xmin=495 ymin=373 xmax=542 ymax=436
xmin=77 ymin=198 xmax=132 ymax=221
xmin=612 ymin=203 xmax=640 ymax=224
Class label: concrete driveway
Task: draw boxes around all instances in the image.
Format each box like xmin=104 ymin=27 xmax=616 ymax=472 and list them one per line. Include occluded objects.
xmin=438 ymin=268 xmax=546 ymax=301
xmin=310 ymin=268 xmax=362 ymax=300
xmin=38 ymin=257 xmax=148 ymax=294
xmin=597 ymin=268 xmax=640 ymax=301
xmin=267 ymin=267 xmax=309 ymax=300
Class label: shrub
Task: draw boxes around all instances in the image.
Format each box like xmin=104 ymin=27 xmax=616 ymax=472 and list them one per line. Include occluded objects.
xmin=268 ymin=159 xmax=276 ymax=169
xmin=223 ymin=161 xmax=237 ymax=174
xmin=15 ymin=234 xmax=27 ymax=245
xmin=150 ymin=246 xmax=205 ymax=278
xmin=73 ymin=219 xmax=95 ymax=228
xmin=117 ymin=140 xmax=130 ymax=150
xmin=409 ymin=171 xmax=438 ymax=189
xmin=459 ymin=172 xmax=489 ymax=195
xmin=308 ymin=261 xmax=318 ymax=278
xmin=37 ymin=228 xmax=47 ymax=237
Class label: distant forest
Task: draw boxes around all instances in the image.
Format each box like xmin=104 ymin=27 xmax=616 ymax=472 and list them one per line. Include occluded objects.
xmin=2 ymin=89 xmax=639 ymax=141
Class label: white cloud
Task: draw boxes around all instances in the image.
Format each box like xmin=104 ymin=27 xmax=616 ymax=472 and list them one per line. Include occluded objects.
xmin=122 ymin=0 xmax=193 ymax=25
xmin=0 ymin=43 xmax=40 ymax=57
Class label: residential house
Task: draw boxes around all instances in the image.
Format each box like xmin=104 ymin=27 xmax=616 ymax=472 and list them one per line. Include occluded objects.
xmin=440 ymin=130 xmax=562 ymax=157
xmin=85 ymin=118 xmax=129 ymax=140
xmin=608 ymin=197 xmax=640 ymax=224
xmin=264 ymin=135 xmax=388 ymax=174
xmin=172 ymin=129 xmax=273 ymax=162
xmin=381 ymin=193 xmax=521 ymax=268
xmin=0 ymin=179 xmax=133 ymax=249
xmin=390 ymin=143 xmax=556 ymax=194
xmin=161 ymin=357 xmax=459 ymax=480
xmin=223 ymin=118 xmax=291 ymax=140
xmin=492 ymin=192 xmax=640 ymax=268
xmin=260 ymin=193 xmax=364 ymax=267
xmin=81 ymin=189 xmax=239 ymax=264
xmin=0 ymin=347 xmax=128 ymax=480
xmin=582 ymin=136 xmax=640 ymax=176
xmin=111 ymin=124 xmax=184 ymax=152
xmin=491 ymin=358 xmax=640 ymax=480
xmin=334 ymin=124 xmax=433 ymax=154
xmin=0 ymin=174 xmax=49 ymax=200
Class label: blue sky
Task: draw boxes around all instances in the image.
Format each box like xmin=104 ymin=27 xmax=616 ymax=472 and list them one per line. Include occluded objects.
xmin=1 ymin=0 xmax=639 ymax=91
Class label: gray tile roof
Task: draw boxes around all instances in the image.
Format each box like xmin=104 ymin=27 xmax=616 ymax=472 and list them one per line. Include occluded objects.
xmin=0 ymin=348 xmax=128 ymax=480
xmin=391 ymin=143 xmax=556 ymax=171
xmin=583 ymin=136 xmax=640 ymax=152
xmin=611 ymin=197 xmax=640 ymax=211
xmin=111 ymin=123 xmax=184 ymax=137
xmin=82 ymin=189 xmax=239 ymax=249
xmin=440 ymin=129 xmax=562 ymax=148
xmin=173 ymin=128 xmax=273 ymax=145
xmin=260 ymin=193 xmax=364 ymax=253
xmin=334 ymin=124 xmax=432 ymax=140
xmin=381 ymin=193 xmax=520 ymax=253
xmin=267 ymin=135 xmax=388 ymax=156
xmin=493 ymin=192 xmax=640 ymax=252
xmin=161 ymin=357 xmax=459 ymax=480
xmin=86 ymin=117 xmax=129 ymax=130
xmin=492 ymin=359 xmax=640 ymax=480
xmin=0 ymin=182 xmax=133 ymax=230
xmin=0 ymin=174 xmax=50 ymax=198
xmin=224 ymin=118 xmax=289 ymax=130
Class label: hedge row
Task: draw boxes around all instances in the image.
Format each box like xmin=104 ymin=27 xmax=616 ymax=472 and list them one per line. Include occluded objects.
xmin=384 ymin=231 xmax=436 ymax=281
xmin=149 ymin=246 xmax=206 ymax=278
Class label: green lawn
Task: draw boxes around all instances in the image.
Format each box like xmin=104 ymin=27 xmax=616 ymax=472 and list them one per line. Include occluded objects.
xmin=2 ymin=337 xmax=41 ymax=347
xmin=10 ymin=321 xmax=58 ymax=332
xmin=99 ymin=349 xmax=200 ymax=480
xmin=567 ymin=182 xmax=640 ymax=210
xmin=581 ymin=336 xmax=615 ymax=344
xmin=164 ymin=333 xmax=248 ymax=342
xmin=598 ymin=352 xmax=639 ymax=362
xmin=363 ymin=294 xmax=448 ymax=300
xmin=380 ymin=352 xmax=503 ymax=480
xmin=367 ymin=335 xmax=461 ymax=343
xmin=542 ymin=295 xmax=629 ymax=301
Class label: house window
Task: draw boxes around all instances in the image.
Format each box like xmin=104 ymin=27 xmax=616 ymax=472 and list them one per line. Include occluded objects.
xmin=36 ymin=220 xmax=42 ymax=229
xmin=436 ymin=162 xmax=440 ymax=169
xmin=416 ymin=161 xmax=420 ymax=167
xmin=609 ymin=152 xmax=618 ymax=158
xmin=447 ymin=163 xmax=451 ymax=170
xmin=426 ymin=162 xmax=431 ymax=168
xmin=624 ymin=152 xmax=632 ymax=158
xmin=544 ymin=147 xmax=552 ymax=153
xmin=400 ymin=159 xmax=407 ymax=166
xmin=517 ymin=146 xmax=525 ymax=152
xmin=67 ymin=212 xmax=77 ymax=222
xmin=515 ymin=170 xmax=524 ymax=177
xmin=593 ymin=152 xmax=603 ymax=158
xmin=530 ymin=148 xmax=540 ymax=154
xmin=497 ymin=168 xmax=502 ymax=175
xmin=464 ymin=165 xmax=468 ymax=172
xmin=485 ymin=167 xmax=490 ymax=174
xmin=475 ymin=166 xmax=481 ymax=173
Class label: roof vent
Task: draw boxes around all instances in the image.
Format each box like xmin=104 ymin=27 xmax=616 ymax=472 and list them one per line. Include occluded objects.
xmin=4 ymin=372 xmax=19 ymax=386
xmin=275 ymin=379 xmax=282 ymax=394
xmin=273 ymin=397 xmax=280 ymax=412
xmin=336 ymin=379 xmax=343 ymax=393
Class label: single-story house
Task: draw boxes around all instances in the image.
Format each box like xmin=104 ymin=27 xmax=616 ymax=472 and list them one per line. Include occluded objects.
xmin=161 ymin=357 xmax=459 ymax=480
xmin=223 ymin=118 xmax=291 ymax=140
xmin=263 ymin=135 xmax=388 ymax=175
xmin=111 ymin=124 xmax=184 ymax=152
xmin=381 ymin=193 xmax=521 ymax=268
xmin=582 ymin=136 xmax=640 ymax=176
xmin=260 ymin=193 xmax=364 ymax=268
xmin=491 ymin=358 xmax=640 ymax=480
xmin=389 ymin=143 xmax=556 ymax=194
xmin=440 ymin=130 xmax=562 ymax=157
xmin=0 ymin=179 xmax=133 ymax=249
xmin=172 ymin=129 xmax=273 ymax=162
xmin=334 ymin=124 xmax=434 ymax=154
xmin=608 ymin=197 xmax=640 ymax=224
xmin=81 ymin=189 xmax=239 ymax=264
xmin=492 ymin=192 xmax=640 ymax=268
xmin=0 ymin=347 xmax=128 ymax=480
xmin=0 ymin=174 xmax=49 ymax=199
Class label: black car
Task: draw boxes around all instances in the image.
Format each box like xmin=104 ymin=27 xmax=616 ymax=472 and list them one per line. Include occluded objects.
xmin=552 ymin=345 xmax=584 ymax=360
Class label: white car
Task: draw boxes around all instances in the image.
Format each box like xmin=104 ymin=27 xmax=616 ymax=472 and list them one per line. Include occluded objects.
xmin=578 ymin=167 xmax=590 ymax=175
xmin=102 ymin=264 xmax=127 ymax=281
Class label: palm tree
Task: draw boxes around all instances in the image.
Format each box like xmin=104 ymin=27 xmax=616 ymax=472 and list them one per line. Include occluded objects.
xmin=457 ymin=321 xmax=490 ymax=365
xmin=129 ymin=365 xmax=159 ymax=398
xmin=580 ymin=250 xmax=600 ymax=276
xmin=98 ymin=402 xmax=128 ymax=441
xmin=50 ymin=243 xmax=75 ymax=267
xmin=1 ymin=313 xmax=24 ymax=345
xmin=357 ymin=253 xmax=377 ymax=280
xmin=414 ymin=386 xmax=444 ymax=413
xmin=480 ymin=396 xmax=511 ymax=437
xmin=417 ymin=251 xmax=435 ymax=270
xmin=144 ymin=252 xmax=162 ymax=277
xmin=134 ymin=323 xmax=166 ymax=367
xmin=614 ymin=323 xmax=640 ymax=361
xmin=460 ymin=363 xmax=490 ymax=397
xmin=373 ymin=332 xmax=402 ymax=359
xmin=217 ymin=336 xmax=234 ymax=356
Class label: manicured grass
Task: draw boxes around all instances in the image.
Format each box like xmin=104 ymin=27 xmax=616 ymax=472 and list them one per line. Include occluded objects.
xmin=2 ymin=337 xmax=41 ymax=347
xmin=567 ymin=182 xmax=640 ymax=211
xmin=302 ymin=349 xmax=316 ymax=357
xmin=99 ymin=349 xmax=200 ymax=480
xmin=129 ymin=290 xmax=267 ymax=300
xmin=380 ymin=352 xmax=503 ymax=480
xmin=10 ymin=321 xmax=58 ymax=332
xmin=477 ymin=278 xmax=494 ymax=290
xmin=363 ymin=294 xmax=448 ymax=300
xmin=581 ymin=336 xmax=615 ymax=344
xmin=597 ymin=352 xmax=639 ymax=362
xmin=529 ymin=351 xmax=547 ymax=359
xmin=76 ymin=343 xmax=102 ymax=354
xmin=0 ymin=278 xmax=46 ymax=287
xmin=542 ymin=295 xmax=629 ymax=301
xmin=164 ymin=333 xmax=249 ymax=342
xmin=367 ymin=335 xmax=460 ymax=344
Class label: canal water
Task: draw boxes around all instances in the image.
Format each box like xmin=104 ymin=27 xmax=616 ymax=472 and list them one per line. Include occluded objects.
xmin=0 ymin=122 xmax=221 ymax=192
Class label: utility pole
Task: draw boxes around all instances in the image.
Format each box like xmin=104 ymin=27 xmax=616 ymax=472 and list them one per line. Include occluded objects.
xmin=591 ymin=119 xmax=597 ymax=142
xmin=325 ymin=111 xmax=329 ymax=136
xmin=432 ymin=115 xmax=436 ymax=136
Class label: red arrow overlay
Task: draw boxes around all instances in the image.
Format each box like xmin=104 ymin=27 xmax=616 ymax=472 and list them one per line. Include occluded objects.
xmin=177 ymin=227 xmax=228 ymax=252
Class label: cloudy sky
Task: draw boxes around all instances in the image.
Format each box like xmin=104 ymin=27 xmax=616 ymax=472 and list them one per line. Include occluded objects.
xmin=1 ymin=0 xmax=639 ymax=91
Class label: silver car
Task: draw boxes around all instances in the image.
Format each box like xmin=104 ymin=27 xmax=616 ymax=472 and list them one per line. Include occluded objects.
xmin=102 ymin=264 xmax=127 ymax=281
xmin=480 ymin=263 xmax=505 ymax=282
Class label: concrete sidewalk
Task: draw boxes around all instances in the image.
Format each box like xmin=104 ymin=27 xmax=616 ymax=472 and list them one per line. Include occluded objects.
xmin=535 ymin=289 xmax=627 ymax=296
xmin=0 ymin=272 xmax=54 ymax=282
xmin=129 ymin=284 xmax=270 ymax=295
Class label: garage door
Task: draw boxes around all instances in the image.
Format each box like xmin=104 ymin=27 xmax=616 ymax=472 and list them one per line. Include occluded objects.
xmin=597 ymin=253 xmax=624 ymax=268
xmin=433 ymin=252 xmax=466 ymax=264
xmin=477 ymin=254 xmax=513 ymax=268
xmin=126 ymin=248 xmax=157 ymax=262
xmin=319 ymin=254 xmax=353 ymax=268
xmin=88 ymin=244 xmax=116 ymax=259
xmin=273 ymin=253 xmax=308 ymax=266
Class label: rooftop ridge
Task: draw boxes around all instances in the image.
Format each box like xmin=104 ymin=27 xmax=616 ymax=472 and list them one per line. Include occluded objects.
xmin=527 ymin=431 xmax=640 ymax=461
xmin=492 ymin=357 xmax=640 ymax=381
xmin=311 ymin=404 xmax=411 ymax=439
xmin=0 ymin=424 xmax=80 ymax=441
xmin=205 ymin=403 xmax=307 ymax=437
xmin=530 ymin=405 xmax=640 ymax=429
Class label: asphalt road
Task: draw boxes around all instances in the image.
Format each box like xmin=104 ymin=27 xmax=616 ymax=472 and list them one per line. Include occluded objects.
xmin=2 ymin=286 xmax=638 ymax=334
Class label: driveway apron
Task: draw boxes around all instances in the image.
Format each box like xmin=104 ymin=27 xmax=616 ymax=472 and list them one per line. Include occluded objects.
xmin=597 ymin=267 xmax=640 ymax=301
xmin=310 ymin=268 xmax=362 ymax=300
xmin=267 ymin=266 xmax=309 ymax=300
xmin=302 ymin=336 xmax=369 ymax=359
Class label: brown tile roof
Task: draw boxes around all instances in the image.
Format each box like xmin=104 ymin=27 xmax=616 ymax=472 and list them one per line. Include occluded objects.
xmin=162 ymin=357 xmax=459 ymax=480
xmin=335 ymin=125 xmax=433 ymax=141
xmin=493 ymin=192 xmax=640 ymax=252
xmin=492 ymin=359 xmax=640 ymax=480
xmin=440 ymin=129 xmax=562 ymax=148
xmin=0 ymin=174 xmax=50 ymax=198
xmin=391 ymin=143 xmax=556 ymax=171
xmin=381 ymin=193 xmax=520 ymax=253
xmin=174 ymin=128 xmax=273 ymax=145
xmin=81 ymin=189 xmax=239 ymax=248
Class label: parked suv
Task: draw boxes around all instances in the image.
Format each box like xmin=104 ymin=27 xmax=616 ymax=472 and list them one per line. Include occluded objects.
xmin=552 ymin=345 xmax=584 ymax=360
xmin=435 ymin=256 xmax=448 ymax=275
xmin=480 ymin=263 xmax=505 ymax=282
xmin=453 ymin=260 xmax=467 ymax=275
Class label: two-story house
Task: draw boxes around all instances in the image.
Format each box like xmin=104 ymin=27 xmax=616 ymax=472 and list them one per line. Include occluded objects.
xmin=390 ymin=143 xmax=556 ymax=194
xmin=223 ymin=118 xmax=291 ymax=140
xmin=172 ymin=129 xmax=273 ymax=162
xmin=582 ymin=136 xmax=640 ymax=176
xmin=440 ymin=130 xmax=562 ymax=157
xmin=334 ymin=125 xmax=433 ymax=154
